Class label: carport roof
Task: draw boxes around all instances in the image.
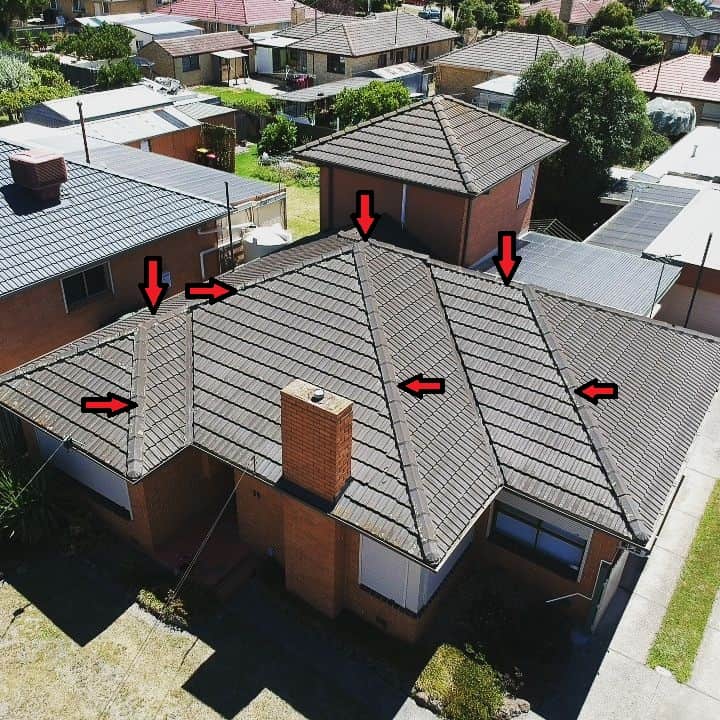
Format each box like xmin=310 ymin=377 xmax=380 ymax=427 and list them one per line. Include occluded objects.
xmin=3 ymin=235 xmax=719 ymax=566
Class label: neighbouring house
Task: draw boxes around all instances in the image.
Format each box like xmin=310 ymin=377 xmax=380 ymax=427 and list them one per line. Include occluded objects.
xmin=0 ymin=139 xmax=227 ymax=373
xmin=520 ymin=0 xmax=611 ymax=36
xmin=275 ymin=11 xmax=458 ymax=85
xmin=2 ymin=234 xmax=719 ymax=642
xmin=432 ymin=32 xmax=624 ymax=101
xmin=277 ymin=63 xmax=428 ymax=129
xmin=155 ymin=0 xmax=319 ymax=34
xmin=633 ymin=52 xmax=720 ymax=125
xmin=479 ymin=231 xmax=681 ymax=315
xmin=4 ymin=84 xmax=236 ymax=162
xmin=294 ymin=95 xmax=567 ymax=267
xmin=139 ymin=31 xmax=254 ymax=85
xmin=635 ymin=9 xmax=720 ymax=55
xmin=53 ymin=0 xmax=166 ymax=22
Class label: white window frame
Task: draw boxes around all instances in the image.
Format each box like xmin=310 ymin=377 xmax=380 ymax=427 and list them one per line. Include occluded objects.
xmin=517 ymin=164 xmax=536 ymax=207
xmin=60 ymin=262 xmax=113 ymax=312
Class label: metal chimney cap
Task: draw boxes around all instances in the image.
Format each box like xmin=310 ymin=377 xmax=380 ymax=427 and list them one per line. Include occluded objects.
xmin=311 ymin=388 xmax=325 ymax=403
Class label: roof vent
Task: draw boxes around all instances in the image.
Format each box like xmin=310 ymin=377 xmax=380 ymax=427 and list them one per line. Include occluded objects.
xmin=311 ymin=388 xmax=325 ymax=403
xmin=9 ymin=149 xmax=67 ymax=205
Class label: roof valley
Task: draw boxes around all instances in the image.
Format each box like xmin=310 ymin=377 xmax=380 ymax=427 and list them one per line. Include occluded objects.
xmin=352 ymin=244 xmax=441 ymax=563
xmin=524 ymin=287 xmax=650 ymax=543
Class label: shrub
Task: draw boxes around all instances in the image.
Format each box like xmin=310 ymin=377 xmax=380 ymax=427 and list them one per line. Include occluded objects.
xmin=136 ymin=588 xmax=189 ymax=629
xmin=0 ymin=457 xmax=60 ymax=546
xmin=29 ymin=53 xmax=61 ymax=72
xmin=590 ymin=25 xmax=664 ymax=64
xmin=511 ymin=8 xmax=566 ymax=37
xmin=97 ymin=57 xmax=140 ymax=89
xmin=588 ymin=1 xmax=634 ymax=32
xmin=335 ymin=79 xmax=411 ymax=128
xmin=0 ymin=54 xmax=37 ymax=92
xmin=226 ymin=90 xmax=274 ymax=117
xmin=257 ymin=114 xmax=297 ymax=156
xmin=633 ymin=130 xmax=671 ymax=166
xmin=56 ymin=24 xmax=133 ymax=60
xmin=35 ymin=31 xmax=51 ymax=50
xmin=415 ymin=644 xmax=505 ymax=720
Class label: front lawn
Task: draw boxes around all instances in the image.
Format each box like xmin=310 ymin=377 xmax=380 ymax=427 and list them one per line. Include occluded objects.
xmin=647 ymin=480 xmax=720 ymax=681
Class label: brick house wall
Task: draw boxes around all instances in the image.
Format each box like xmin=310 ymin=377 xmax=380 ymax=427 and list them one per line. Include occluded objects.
xmin=434 ymin=64 xmax=495 ymax=99
xmin=137 ymin=48 xmax=254 ymax=86
xmin=304 ymin=39 xmax=455 ymax=84
xmin=319 ymin=165 xmax=535 ymax=266
xmin=0 ymin=221 xmax=220 ymax=372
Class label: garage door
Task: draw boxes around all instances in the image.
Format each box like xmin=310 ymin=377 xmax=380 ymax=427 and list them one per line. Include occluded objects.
xmin=35 ymin=429 xmax=132 ymax=514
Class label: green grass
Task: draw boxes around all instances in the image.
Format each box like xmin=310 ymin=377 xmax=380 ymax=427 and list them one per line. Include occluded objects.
xmin=647 ymin=480 xmax=720 ymax=682
xmin=235 ymin=145 xmax=320 ymax=241
xmin=194 ymin=85 xmax=272 ymax=110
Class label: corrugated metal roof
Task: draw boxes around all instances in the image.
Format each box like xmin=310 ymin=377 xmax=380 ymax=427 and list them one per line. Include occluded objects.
xmin=278 ymin=76 xmax=375 ymax=103
xmin=3 ymin=236 xmax=719 ymax=564
xmin=433 ymin=32 xmax=623 ymax=75
xmin=175 ymin=100 xmax=235 ymax=120
xmin=0 ymin=140 xmax=226 ymax=299
xmin=64 ymin=143 xmax=281 ymax=207
xmin=601 ymin=177 xmax=699 ymax=206
xmin=294 ymin=95 xmax=566 ymax=196
xmin=481 ymin=231 xmax=681 ymax=314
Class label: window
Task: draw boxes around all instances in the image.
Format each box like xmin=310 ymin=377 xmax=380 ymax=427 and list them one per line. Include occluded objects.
xmin=394 ymin=49 xmax=403 ymax=63
xmin=420 ymin=45 xmax=429 ymax=61
xmin=61 ymin=264 xmax=110 ymax=309
xmin=670 ymin=36 xmax=688 ymax=54
xmin=102 ymin=1 xmax=109 ymax=12
xmin=408 ymin=46 xmax=417 ymax=62
xmin=136 ymin=39 xmax=144 ymax=49
xmin=517 ymin=164 xmax=536 ymax=206
xmin=377 ymin=53 xmax=387 ymax=68
xmin=181 ymin=54 xmax=200 ymax=72
xmin=490 ymin=502 xmax=587 ymax=579
xmin=72 ymin=0 xmax=83 ymax=11
xmin=140 ymin=138 xmax=151 ymax=152
xmin=326 ymin=54 xmax=345 ymax=74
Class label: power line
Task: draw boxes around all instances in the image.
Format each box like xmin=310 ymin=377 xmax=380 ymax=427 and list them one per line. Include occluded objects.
xmin=97 ymin=460 xmax=254 ymax=720
xmin=0 ymin=436 xmax=72 ymax=526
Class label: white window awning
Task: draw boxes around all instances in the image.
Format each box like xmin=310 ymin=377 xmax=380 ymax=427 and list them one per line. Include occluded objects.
xmin=212 ymin=50 xmax=248 ymax=59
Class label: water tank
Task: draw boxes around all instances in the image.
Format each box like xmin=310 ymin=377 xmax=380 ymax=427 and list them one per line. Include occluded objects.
xmin=242 ymin=224 xmax=294 ymax=262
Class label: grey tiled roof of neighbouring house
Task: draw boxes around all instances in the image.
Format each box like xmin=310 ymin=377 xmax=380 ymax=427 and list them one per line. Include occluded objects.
xmin=64 ymin=143 xmax=282 ymax=207
xmin=277 ymin=13 xmax=365 ymax=40
xmin=3 ymin=235 xmax=719 ymax=566
xmin=294 ymin=95 xmax=566 ymax=195
xmin=0 ymin=140 xmax=227 ymax=299
xmin=480 ymin=232 xmax=681 ymax=315
xmin=283 ymin=11 xmax=458 ymax=56
xmin=153 ymin=30 xmax=253 ymax=56
xmin=585 ymin=198 xmax=690 ymax=255
xmin=431 ymin=31 xmax=624 ymax=75
xmin=635 ymin=9 xmax=720 ymax=36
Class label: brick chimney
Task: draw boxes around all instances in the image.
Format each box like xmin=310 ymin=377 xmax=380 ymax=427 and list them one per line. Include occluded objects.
xmin=9 ymin=149 xmax=67 ymax=205
xmin=559 ymin=0 xmax=574 ymax=24
xmin=711 ymin=52 xmax=720 ymax=73
xmin=290 ymin=5 xmax=306 ymax=25
xmin=280 ymin=379 xmax=352 ymax=504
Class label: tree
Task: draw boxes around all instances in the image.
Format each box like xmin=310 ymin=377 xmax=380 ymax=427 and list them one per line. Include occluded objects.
xmin=590 ymin=25 xmax=664 ymax=64
xmin=588 ymin=1 xmax=634 ymax=32
xmin=493 ymin=0 xmax=521 ymax=27
xmin=509 ymin=9 xmax=566 ymax=37
xmin=455 ymin=0 xmax=479 ymax=31
xmin=0 ymin=0 xmax=45 ymax=37
xmin=56 ymin=24 xmax=133 ymax=60
xmin=334 ymin=80 xmax=411 ymax=127
xmin=671 ymin=0 xmax=709 ymax=15
xmin=455 ymin=0 xmax=498 ymax=31
xmin=258 ymin=114 xmax=298 ymax=156
xmin=508 ymin=53 xmax=656 ymax=233
xmin=97 ymin=58 xmax=141 ymax=89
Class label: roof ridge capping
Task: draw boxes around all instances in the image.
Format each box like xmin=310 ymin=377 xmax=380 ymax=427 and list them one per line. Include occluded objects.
xmin=523 ymin=285 xmax=651 ymax=544
xmin=352 ymin=243 xmax=441 ymax=564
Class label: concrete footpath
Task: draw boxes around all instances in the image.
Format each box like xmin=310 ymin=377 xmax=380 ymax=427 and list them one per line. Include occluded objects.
xmin=578 ymin=392 xmax=720 ymax=720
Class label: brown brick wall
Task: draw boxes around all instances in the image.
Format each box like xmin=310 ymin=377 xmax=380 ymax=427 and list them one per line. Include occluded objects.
xmin=284 ymin=495 xmax=345 ymax=617
xmin=235 ymin=470 xmax=285 ymax=563
xmin=435 ymin=64 xmax=494 ymax=99
xmin=0 ymin=222 xmax=218 ymax=372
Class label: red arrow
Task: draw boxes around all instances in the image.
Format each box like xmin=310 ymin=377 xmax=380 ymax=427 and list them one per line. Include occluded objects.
xmin=81 ymin=392 xmax=137 ymax=417
xmin=574 ymin=379 xmax=618 ymax=405
xmin=398 ymin=373 xmax=446 ymax=399
xmin=351 ymin=190 xmax=381 ymax=240
xmin=492 ymin=231 xmax=522 ymax=286
xmin=138 ymin=256 xmax=169 ymax=315
xmin=184 ymin=278 xmax=237 ymax=304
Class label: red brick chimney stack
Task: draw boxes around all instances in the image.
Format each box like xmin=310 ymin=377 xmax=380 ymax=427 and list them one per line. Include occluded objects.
xmin=280 ymin=379 xmax=353 ymax=504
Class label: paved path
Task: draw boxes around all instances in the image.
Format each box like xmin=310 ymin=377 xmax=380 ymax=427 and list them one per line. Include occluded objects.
xmin=578 ymin=392 xmax=720 ymax=720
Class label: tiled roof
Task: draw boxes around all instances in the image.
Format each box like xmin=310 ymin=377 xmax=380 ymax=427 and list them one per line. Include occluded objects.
xmin=634 ymin=53 xmax=720 ymax=103
xmin=294 ymin=95 xmax=566 ymax=196
xmin=480 ymin=231 xmax=681 ymax=314
xmin=156 ymin=0 xmax=319 ymax=27
xmin=521 ymin=0 xmax=611 ymax=25
xmin=283 ymin=11 xmax=458 ymax=57
xmin=153 ymin=30 xmax=252 ymax=56
xmin=0 ymin=140 xmax=226 ymax=299
xmin=3 ymin=235 xmax=719 ymax=564
xmin=277 ymin=13 xmax=364 ymax=40
xmin=635 ymin=9 xmax=720 ymax=37
xmin=432 ymin=32 xmax=624 ymax=74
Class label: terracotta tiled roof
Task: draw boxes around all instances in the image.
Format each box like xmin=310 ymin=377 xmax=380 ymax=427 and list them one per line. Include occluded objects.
xmin=521 ymin=0 xmax=611 ymax=26
xmin=157 ymin=0 xmax=319 ymax=27
xmin=634 ymin=53 xmax=720 ymax=103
